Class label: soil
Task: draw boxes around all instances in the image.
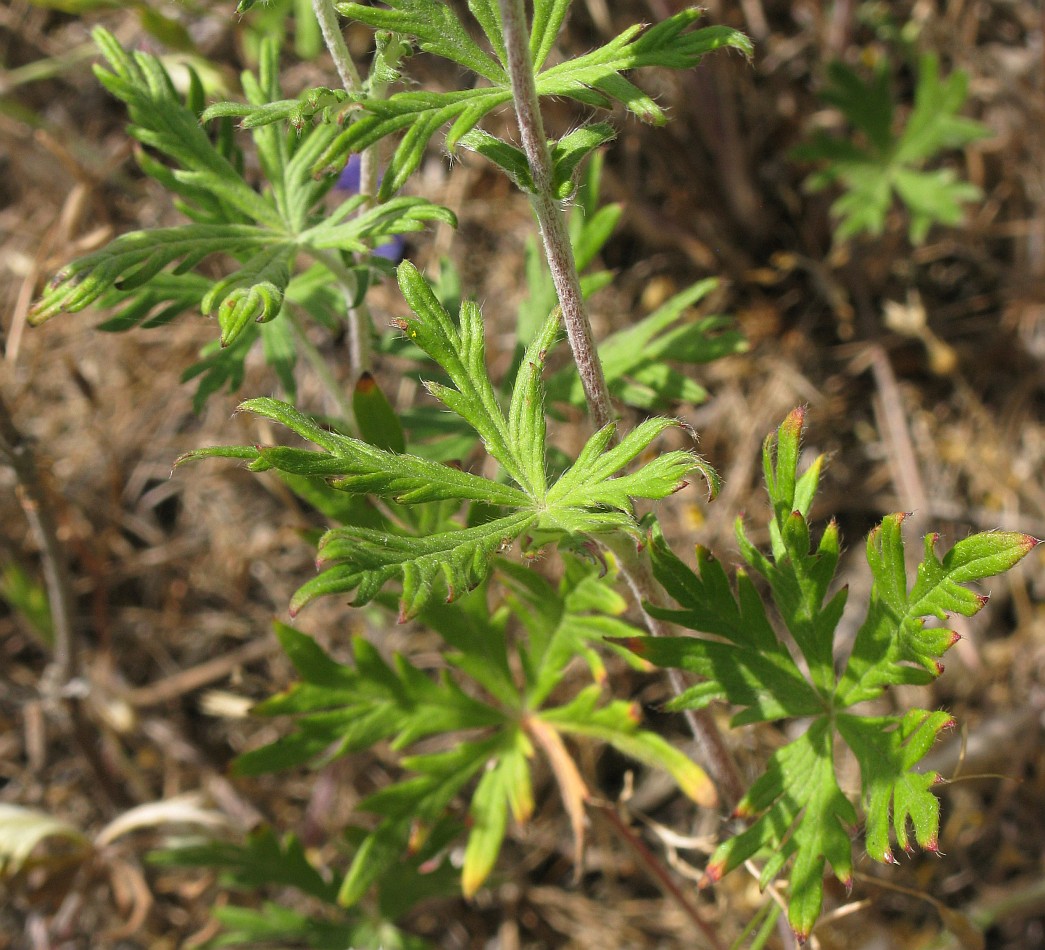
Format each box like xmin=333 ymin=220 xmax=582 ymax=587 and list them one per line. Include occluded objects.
xmin=1 ymin=1 xmax=1042 ymax=947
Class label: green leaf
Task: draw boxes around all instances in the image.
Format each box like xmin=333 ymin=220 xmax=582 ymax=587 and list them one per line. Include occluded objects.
xmin=186 ymin=265 xmax=711 ymax=618
xmin=313 ymin=9 xmax=750 ymax=196
xmin=149 ymin=826 xmax=338 ymax=903
xmin=462 ymin=736 xmax=530 ymax=896
xmin=457 ymin=129 xmax=534 ymax=191
xmin=235 ymin=625 xmax=505 ymax=777
xmin=632 ymin=523 xmax=824 ymax=724
xmin=704 ymin=719 xmax=856 ymax=942
xmin=547 ymin=278 xmax=747 ymax=411
xmin=353 ymin=373 xmax=406 ymax=454
xmin=340 ymin=738 xmax=501 ymax=905
xmin=336 ymin=1 xmax=506 ymax=84
xmin=0 ymin=561 xmax=53 ymax=645
xmin=796 ymin=53 xmax=990 ymax=243
xmin=837 ymin=710 xmax=954 ymax=863
xmin=296 ymin=511 xmax=538 ymax=619
xmin=31 ymin=225 xmax=282 ymax=325
xmin=837 ymin=522 xmax=1038 ymax=706
xmin=621 ymin=409 xmax=1037 ymax=938
xmin=208 ymin=903 xmax=374 ymax=949
xmin=550 ymin=123 xmax=617 ymax=199
xmin=540 ymin=686 xmax=716 ymax=807
xmin=31 ymin=28 xmax=454 ymax=409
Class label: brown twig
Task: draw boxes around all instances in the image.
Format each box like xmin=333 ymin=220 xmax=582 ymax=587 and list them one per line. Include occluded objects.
xmin=0 ymin=391 xmax=132 ymax=810
xmin=0 ymin=392 xmax=78 ymax=686
xmin=592 ymin=799 xmax=726 ymax=950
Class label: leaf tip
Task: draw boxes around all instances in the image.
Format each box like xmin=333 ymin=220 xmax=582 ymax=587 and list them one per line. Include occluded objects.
xmin=701 ymin=860 xmax=725 ymax=887
xmin=622 ymin=636 xmax=647 ymax=657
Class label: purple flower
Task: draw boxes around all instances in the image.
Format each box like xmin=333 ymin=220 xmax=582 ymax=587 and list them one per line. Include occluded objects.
xmin=335 ymin=155 xmax=406 ymax=264
xmin=336 ymin=154 xmax=364 ymax=194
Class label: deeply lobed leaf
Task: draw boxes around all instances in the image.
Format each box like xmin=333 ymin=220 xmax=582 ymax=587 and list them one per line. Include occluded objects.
xmin=621 ymin=410 xmax=1037 ymax=938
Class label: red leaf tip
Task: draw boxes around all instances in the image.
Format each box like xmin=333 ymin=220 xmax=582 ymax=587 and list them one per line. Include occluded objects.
xmin=882 ymin=850 xmax=899 ymax=866
xmin=701 ymin=861 xmax=725 ymax=886
xmin=925 ymin=835 xmax=941 ymax=854
xmin=623 ymin=637 xmax=648 ymax=656
xmin=786 ymin=405 xmax=807 ymax=429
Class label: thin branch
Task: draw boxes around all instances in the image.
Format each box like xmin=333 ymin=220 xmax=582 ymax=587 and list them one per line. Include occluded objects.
xmin=0 ymin=394 xmax=131 ymax=811
xmin=312 ymin=0 xmax=375 ymax=378
xmin=592 ymin=799 xmax=727 ymax=950
xmin=0 ymin=393 xmax=77 ymax=687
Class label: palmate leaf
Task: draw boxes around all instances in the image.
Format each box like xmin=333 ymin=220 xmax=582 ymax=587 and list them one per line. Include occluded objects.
xmin=796 ymin=53 xmax=990 ymax=243
xmin=621 ymin=408 xmax=1038 ymax=940
xmin=182 ymin=262 xmax=709 ymax=618
xmin=320 ymin=5 xmax=751 ymax=197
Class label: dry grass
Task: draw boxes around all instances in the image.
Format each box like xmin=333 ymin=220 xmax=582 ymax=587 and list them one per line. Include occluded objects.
xmin=1 ymin=1 xmax=1043 ymax=947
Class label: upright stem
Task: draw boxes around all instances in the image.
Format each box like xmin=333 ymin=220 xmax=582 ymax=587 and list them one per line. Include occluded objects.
xmin=312 ymin=0 xmax=362 ymax=93
xmin=499 ymin=0 xmax=615 ymax=431
xmin=497 ymin=0 xmax=744 ymax=807
xmin=313 ymin=0 xmax=373 ymax=379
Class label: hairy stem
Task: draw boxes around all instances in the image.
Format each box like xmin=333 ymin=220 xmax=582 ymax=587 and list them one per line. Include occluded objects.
xmin=498 ymin=0 xmax=615 ymax=430
xmin=497 ymin=0 xmax=743 ymax=808
xmin=313 ymin=0 xmax=373 ymax=376
xmin=312 ymin=0 xmax=362 ymax=93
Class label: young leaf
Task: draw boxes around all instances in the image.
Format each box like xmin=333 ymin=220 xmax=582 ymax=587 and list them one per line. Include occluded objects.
xmin=795 ymin=53 xmax=990 ymax=243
